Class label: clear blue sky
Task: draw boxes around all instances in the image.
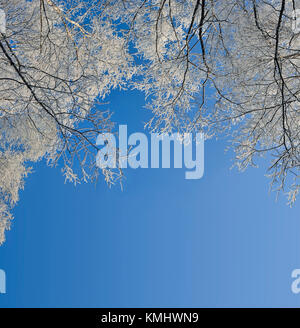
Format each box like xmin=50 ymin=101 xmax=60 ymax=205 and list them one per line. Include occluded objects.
xmin=0 ymin=89 xmax=300 ymax=308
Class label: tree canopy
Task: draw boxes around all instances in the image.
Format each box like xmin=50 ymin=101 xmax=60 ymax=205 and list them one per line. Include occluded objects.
xmin=0 ymin=0 xmax=299 ymax=244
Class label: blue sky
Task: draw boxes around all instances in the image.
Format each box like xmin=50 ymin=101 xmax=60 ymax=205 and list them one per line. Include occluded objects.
xmin=0 ymin=89 xmax=300 ymax=308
